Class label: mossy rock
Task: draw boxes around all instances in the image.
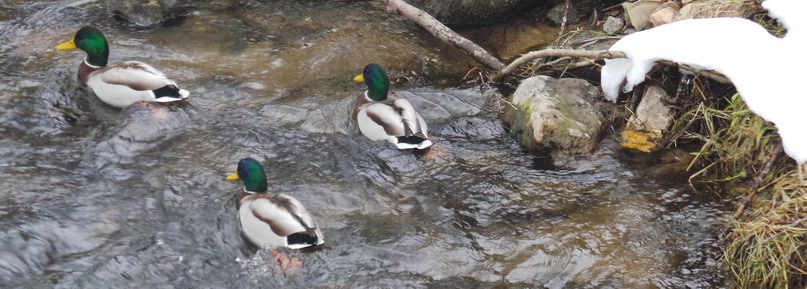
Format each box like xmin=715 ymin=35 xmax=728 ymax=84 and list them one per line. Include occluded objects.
xmin=503 ymin=76 xmax=604 ymax=159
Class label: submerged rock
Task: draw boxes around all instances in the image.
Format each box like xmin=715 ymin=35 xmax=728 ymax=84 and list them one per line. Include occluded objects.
xmin=107 ymin=0 xmax=194 ymax=27
xmin=405 ymin=0 xmax=540 ymax=25
xmin=462 ymin=22 xmax=558 ymax=60
xmin=503 ymin=76 xmax=604 ymax=159
xmin=646 ymin=148 xmax=696 ymax=179
xmin=547 ymin=2 xmax=581 ymax=26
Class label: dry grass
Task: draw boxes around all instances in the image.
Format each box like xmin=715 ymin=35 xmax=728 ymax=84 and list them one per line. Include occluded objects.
xmin=662 ymin=92 xmax=806 ymax=288
xmin=677 ymin=0 xmax=752 ymax=19
xmin=598 ymin=3 xmax=803 ymax=285
xmin=682 ymin=94 xmax=780 ymax=185
xmin=597 ymin=2 xmax=806 ymax=287
xmin=725 ymin=171 xmax=807 ymax=289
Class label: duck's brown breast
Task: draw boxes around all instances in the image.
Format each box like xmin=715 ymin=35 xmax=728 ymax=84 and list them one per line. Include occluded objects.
xmin=353 ymin=92 xmax=371 ymax=120
xmin=78 ymin=61 xmax=101 ymax=85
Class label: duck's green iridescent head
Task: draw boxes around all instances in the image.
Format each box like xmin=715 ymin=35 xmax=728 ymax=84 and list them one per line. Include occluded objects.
xmin=227 ymin=158 xmax=268 ymax=193
xmin=57 ymin=26 xmax=109 ymax=67
xmin=354 ymin=63 xmax=389 ymax=101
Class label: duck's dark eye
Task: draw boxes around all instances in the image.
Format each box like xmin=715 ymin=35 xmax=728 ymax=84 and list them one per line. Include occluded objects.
xmin=237 ymin=166 xmax=249 ymax=179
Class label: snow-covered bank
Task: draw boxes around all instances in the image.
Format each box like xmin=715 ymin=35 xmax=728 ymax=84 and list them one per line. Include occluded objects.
xmin=601 ymin=0 xmax=807 ymax=164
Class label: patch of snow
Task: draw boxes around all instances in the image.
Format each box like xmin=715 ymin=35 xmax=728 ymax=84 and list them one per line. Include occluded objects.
xmin=600 ymin=0 xmax=807 ymax=164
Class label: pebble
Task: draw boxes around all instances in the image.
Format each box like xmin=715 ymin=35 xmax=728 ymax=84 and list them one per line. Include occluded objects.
xmin=603 ymin=16 xmax=625 ymax=34
xmin=651 ymin=1 xmax=680 ymax=26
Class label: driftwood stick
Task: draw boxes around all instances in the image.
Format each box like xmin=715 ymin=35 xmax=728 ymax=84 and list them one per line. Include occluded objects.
xmin=733 ymin=145 xmax=783 ymax=219
xmin=383 ymin=0 xmax=505 ymax=70
xmin=491 ymin=48 xmax=732 ymax=84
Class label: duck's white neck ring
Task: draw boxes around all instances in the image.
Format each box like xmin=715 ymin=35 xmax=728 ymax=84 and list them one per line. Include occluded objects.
xmin=83 ymin=59 xmax=102 ymax=69
xmin=243 ymin=189 xmax=266 ymax=195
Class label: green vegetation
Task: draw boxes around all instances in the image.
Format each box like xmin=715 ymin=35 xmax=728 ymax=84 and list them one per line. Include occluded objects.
xmin=726 ymin=170 xmax=806 ymax=289
xmin=665 ymin=92 xmax=805 ymax=288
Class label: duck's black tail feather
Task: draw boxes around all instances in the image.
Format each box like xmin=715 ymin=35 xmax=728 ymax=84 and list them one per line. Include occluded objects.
xmin=152 ymin=85 xmax=184 ymax=100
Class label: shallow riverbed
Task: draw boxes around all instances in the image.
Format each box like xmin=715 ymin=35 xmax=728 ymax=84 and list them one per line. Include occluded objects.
xmin=0 ymin=0 xmax=730 ymax=288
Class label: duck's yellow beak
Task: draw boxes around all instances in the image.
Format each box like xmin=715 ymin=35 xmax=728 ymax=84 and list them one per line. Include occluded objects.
xmin=353 ymin=74 xmax=365 ymax=82
xmin=57 ymin=39 xmax=76 ymax=50
xmin=226 ymin=173 xmax=239 ymax=181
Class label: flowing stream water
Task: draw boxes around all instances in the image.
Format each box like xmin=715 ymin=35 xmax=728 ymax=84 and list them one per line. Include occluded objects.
xmin=0 ymin=0 xmax=731 ymax=288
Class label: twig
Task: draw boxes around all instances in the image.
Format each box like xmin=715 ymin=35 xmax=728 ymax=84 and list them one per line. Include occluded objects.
xmin=383 ymin=0 xmax=504 ymax=70
xmin=492 ymin=49 xmax=625 ymax=81
xmin=602 ymin=2 xmax=624 ymax=12
xmin=525 ymin=56 xmax=570 ymax=74
xmin=566 ymin=58 xmax=599 ymax=69
xmin=500 ymin=98 xmax=519 ymax=111
xmin=733 ymin=145 xmax=783 ymax=219
xmin=559 ymin=0 xmax=572 ymax=37
xmin=569 ymin=36 xmax=622 ymax=47
xmin=461 ymin=67 xmax=482 ymax=80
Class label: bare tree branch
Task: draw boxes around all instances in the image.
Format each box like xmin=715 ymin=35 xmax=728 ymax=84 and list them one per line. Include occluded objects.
xmin=492 ymin=49 xmax=624 ymax=81
xmin=491 ymin=48 xmax=731 ymax=84
xmin=383 ymin=0 xmax=505 ymax=70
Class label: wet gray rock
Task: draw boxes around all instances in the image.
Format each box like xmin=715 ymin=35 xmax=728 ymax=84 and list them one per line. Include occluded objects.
xmin=625 ymin=86 xmax=672 ymax=138
xmin=405 ymin=0 xmax=541 ymax=25
xmin=503 ymin=76 xmax=604 ymax=159
xmin=603 ymin=16 xmax=624 ymax=34
xmin=547 ymin=2 xmax=581 ymax=26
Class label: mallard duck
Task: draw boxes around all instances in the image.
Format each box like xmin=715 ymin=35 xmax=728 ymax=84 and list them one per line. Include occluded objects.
xmin=227 ymin=158 xmax=325 ymax=249
xmin=57 ymin=27 xmax=189 ymax=108
xmin=353 ymin=63 xmax=433 ymax=150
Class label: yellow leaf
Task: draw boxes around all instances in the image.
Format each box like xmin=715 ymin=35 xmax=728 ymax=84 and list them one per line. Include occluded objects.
xmin=620 ymin=130 xmax=657 ymax=152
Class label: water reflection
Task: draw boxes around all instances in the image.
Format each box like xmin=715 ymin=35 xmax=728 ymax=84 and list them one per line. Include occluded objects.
xmin=0 ymin=0 xmax=728 ymax=288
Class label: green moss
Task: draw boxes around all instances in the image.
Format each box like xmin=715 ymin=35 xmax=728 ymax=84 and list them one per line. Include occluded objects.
xmin=514 ymin=99 xmax=537 ymax=148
